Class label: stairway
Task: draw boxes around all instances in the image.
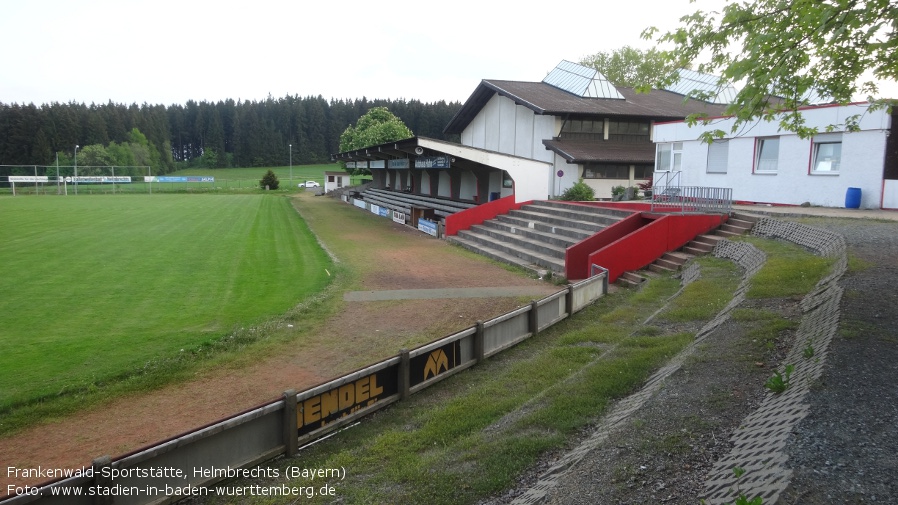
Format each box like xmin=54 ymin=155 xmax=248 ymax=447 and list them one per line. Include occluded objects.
xmin=617 ymin=212 xmax=759 ymax=287
xmin=447 ymin=201 xmax=632 ymax=278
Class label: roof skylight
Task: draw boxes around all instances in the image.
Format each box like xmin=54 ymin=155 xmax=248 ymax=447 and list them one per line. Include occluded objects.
xmin=542 ymin=60 xmax=625 ymax=99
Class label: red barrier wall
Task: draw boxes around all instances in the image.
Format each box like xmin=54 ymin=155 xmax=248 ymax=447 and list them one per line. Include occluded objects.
xmin=444 ymin=195 xmax=526 ymax=236
xmin=565 ymin=213 xmax=651 ymax=280
xmin=581 ymin=213 xmax=728 ymax=282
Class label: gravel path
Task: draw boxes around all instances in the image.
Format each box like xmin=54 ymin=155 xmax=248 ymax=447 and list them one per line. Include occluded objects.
xmin=779 ymin=217 xmax=898 ymax=504
xmin=490 ymin=210 xmax=898 ymax=505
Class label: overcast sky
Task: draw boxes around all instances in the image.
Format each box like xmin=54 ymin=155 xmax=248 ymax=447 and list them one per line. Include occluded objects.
xmin=2 ymin=0 xmax=896 ymax=107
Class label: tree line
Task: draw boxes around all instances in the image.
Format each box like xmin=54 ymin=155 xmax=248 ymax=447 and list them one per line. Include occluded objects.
xmin=0 ymin=96 xmax=462 ymax=175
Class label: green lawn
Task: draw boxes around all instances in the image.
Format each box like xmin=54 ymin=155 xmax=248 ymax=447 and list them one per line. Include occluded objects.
xmin=3 ymin=164 xmax=360 ymax=195
xmin=0 ymin=194 xmax=332 ymax=412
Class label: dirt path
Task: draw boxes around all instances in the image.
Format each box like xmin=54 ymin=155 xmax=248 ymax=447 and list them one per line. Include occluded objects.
xmin=0 ymin=194 xmax=558 ymax=494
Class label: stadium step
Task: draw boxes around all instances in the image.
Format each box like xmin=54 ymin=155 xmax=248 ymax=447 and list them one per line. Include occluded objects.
xmin=447 ymin=201 xmax=630 ymax=279
xmin=618 ymin=212 xmax=757 ymax=286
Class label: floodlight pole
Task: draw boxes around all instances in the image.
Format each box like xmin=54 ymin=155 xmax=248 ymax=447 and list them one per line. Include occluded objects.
xmin=289 ymin=144 xmax=293 ymax=183
xmin=74 ymin=145 xmax=79 ymax=195
xmin=56 ymin=152 xmax=60 ymax=194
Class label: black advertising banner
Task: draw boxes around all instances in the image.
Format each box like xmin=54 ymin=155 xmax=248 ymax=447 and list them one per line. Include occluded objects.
xmin=296 ymin=365 xmax=399 ymax=437
xmin=409 ymin=340 xmax=462 ymax=388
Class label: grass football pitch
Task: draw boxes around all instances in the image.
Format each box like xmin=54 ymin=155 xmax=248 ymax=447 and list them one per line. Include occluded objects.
xmin=0 ymin=193 xmax=332 ymax=413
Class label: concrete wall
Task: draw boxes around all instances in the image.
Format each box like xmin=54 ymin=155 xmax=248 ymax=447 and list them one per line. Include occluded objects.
xmin=653 ymin=104 xmax=892 ymax=208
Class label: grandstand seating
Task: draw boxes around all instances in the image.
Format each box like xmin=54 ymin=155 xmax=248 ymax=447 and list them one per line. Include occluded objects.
xmin=360 ymin=188 xmax=477 ymax=219
xmin=447 ymin=201 xmax=632 ymax=278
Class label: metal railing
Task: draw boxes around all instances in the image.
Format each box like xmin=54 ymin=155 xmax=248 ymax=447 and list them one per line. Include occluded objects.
xmin=650 ymin=185 xmax=733 ymax=214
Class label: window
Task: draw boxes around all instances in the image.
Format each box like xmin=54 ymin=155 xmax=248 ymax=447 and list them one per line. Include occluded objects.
xmin=583 ymin=164 xmax=629 ymax=179
xmin=706 ymin=140 xmax=729 ymax=174
xmin=811 ymin=135 xmax=842 ymax=173
xmin=560 ymin=119 xmax=604 ymax=140
xmin=755 ymin=137 xmax=779 ymax=173
xmin=633 ymin=164 xmax=654 ymax=179
xmin=562 ymin=119 xmax=603 ymax=134
xmin=655 ymin=142 xmax=682 ymax=172
xmin=608 ymin=121 xmax=650 ymax=135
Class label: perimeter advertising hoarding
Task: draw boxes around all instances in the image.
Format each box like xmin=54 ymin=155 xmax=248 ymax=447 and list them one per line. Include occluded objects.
xmin=9 ymin=176 xmax=50 ymax=182
xmin=409 ymin=340 xmax=462 ymax=388
xmin=145 ymin=176 xmax=214 ymax=183
xmin=296 ymin=366 xmax=399 ymax=437
xmin=388 ymin=159 xmax=410 ymax=169
xmin=418 ymin=218 xmax=438 ymax=237
xmin=63 ymin=176 xmax=132 ymax=183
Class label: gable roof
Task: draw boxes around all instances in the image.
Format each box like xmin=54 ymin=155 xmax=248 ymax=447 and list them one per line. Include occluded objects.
xmin=444 ymin=80 xmax=728 ymax=134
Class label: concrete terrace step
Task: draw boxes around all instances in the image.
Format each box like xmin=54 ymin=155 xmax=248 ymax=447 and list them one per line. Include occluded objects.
xmin=456 ymin=228 xmax=567 ymax=269
xmin=479 ymin=220 xmax=581 ymax=249
xmin=521 ymin=203 xmax=628 ymax=227
xmin=619 ymin=213 xmax=754 ymax=286
xmin=447 ymin=235 xmax=563 ymax=276
xmin=618 ymin=271 xmax=647 ymax=287
xmin=462 ymin=225 xmax=568 ymax=260
xmin=495 ymin=214 xmax=597 ymax=241
xmin=507 ymin=209 xmax=610 ymax=233
xmin=536 ymin=200 xmax=635 ymax=219
xmin=447 ymin=201 xmax=635 ymax=279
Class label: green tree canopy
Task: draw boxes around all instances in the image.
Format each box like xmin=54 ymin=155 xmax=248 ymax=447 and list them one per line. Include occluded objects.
xmin=339 ymin=107 xmax=414 ymax=175
xmin=339 ymin=106 xmax=414 ymax=153
xmin=578 ymin=46 xmax=668 ymax=88
xmin=259 ymin=169 xmax=279 ymax=190
xmin=644 ymin=0 xmax=898 ymax=139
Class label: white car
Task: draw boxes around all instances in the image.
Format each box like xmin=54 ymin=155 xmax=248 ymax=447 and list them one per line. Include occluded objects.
xmin=300 ymin=181 xmax=320 ymax=188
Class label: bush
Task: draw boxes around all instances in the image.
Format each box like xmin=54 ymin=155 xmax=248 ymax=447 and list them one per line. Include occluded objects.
xmin=560 ymin=180 xmax=595 ymax=201
xmin=259 ymin=169 xmax=280 ymax=190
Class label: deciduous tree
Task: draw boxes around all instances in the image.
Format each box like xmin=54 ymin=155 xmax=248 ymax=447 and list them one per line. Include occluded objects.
xmin=339 ymin=107 xmax=413 ymax=153
xmin=579 ymin=46 xmax=668 ymax=88
xmin=644 ymin=0 xmax=898 ymax=139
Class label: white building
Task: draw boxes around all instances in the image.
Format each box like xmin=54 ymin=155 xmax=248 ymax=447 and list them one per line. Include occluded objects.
xmin=443 ymin=62 xmax=727 ymax=201
xmin=323 ymin=171 xmax=350 ymax=193
xmin=332 ymin=62 xmax=728 ymax=204
xmin=652 ymin=103 xmax=898 ymax=209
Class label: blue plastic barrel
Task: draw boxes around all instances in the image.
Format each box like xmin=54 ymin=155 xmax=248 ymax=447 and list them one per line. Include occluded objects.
xmin=845 ymin=187 xmax=862 ymax=209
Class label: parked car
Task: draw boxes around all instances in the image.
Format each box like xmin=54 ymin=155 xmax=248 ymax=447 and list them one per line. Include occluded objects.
xmin=300 ymin=181 xmax=320 ymax=188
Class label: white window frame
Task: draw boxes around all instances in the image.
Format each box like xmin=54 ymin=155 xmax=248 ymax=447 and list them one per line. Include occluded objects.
xmin=655 ymin=142 xmax=682 ymax=172
xmin=706 ymin=139 xmax=729 ymax=174
xmin=754 ymin=137 xmax=780 ymax=173
xmin=810 ymin=134 xmax=842 ymax=174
